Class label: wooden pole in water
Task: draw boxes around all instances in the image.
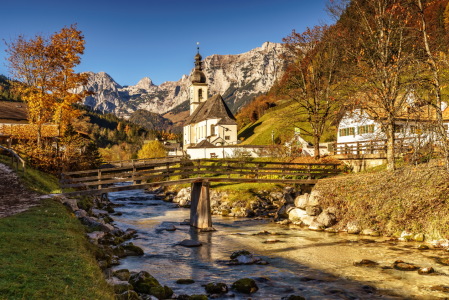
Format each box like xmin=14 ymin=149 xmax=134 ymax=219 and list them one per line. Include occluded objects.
xmin=190 ymin=180 xmax=213 ymax=229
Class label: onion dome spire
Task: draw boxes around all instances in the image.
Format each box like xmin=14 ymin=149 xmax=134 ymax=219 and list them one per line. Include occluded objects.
xmin=191 ymin=42 xmax=206 ymax=84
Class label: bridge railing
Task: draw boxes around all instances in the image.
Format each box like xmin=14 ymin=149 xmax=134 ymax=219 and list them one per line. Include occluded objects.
xmin=60 ymin=158 xmax=341 ymax=193
xmin=0 ymin=145 xmax=26 ymax=173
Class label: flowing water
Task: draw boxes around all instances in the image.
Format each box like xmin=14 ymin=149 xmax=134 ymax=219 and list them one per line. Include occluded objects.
xmin=109 ymin=188 xmax=449 ymax=299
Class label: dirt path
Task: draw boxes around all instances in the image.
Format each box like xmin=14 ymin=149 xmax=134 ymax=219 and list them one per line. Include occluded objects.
xmin=0 ymin=163 xmax=40 ymax=218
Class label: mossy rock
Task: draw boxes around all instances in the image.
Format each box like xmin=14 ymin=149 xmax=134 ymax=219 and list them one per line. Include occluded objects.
xmin=102 ymin=215 xmax=114 ymax=224
xmin=115 ymin=290 xmax=140 ymax=300
xmin=149 ymin=285 xmax=173 ymax=299
xmin=231 ymin=278 xmax=259 ymax=294
xmin=113 ymin=282 xmax=133 ymax=294
xmin=282 ymin=296 xmax=306 ymax=300
xmin=205 ymin=282 xmax=228 ymax=294
xmin=129 ymin=271 xmax=160 ymax=294
xmin=176 ymin=278 xmax=195 ymax=284
xmin=230 ymin=250 xmax=251 ymax=259
xmin=188 ymin=295 xmax=208 ymax=300
xmin=122 ymin=243 xmax=144 ymax=256
xmin=113 ymin=269 xmax=130 ymax=281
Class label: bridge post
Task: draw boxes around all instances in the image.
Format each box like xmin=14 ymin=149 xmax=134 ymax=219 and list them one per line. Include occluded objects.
xmin=190 ymin=180 xmax=213 ymax=229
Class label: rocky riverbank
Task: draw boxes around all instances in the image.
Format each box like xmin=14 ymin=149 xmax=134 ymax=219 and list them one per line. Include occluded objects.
xmin=59 ymin=193 xmax=291 ymax=299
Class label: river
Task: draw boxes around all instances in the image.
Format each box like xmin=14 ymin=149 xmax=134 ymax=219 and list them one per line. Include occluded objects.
xmin=108 ymin=188 xmax=449 ymax=299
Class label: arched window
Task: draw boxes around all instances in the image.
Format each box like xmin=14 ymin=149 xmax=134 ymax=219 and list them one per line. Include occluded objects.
xmin=198 ymin=89 xmax=203 ymax=101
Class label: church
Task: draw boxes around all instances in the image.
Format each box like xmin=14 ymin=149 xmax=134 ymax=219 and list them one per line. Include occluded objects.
xmin=183 ymin=48 xmax=238 ymax=151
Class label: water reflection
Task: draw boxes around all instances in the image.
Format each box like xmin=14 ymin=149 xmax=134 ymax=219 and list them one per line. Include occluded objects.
xmin=109 ymin=188 xmax=449 ymax=299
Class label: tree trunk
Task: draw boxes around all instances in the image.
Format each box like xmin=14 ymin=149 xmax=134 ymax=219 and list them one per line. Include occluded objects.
xmin=313 ymin=135 xmax=320 ymax=159
xmin=386 ymin=123 xmax=395 ymax=171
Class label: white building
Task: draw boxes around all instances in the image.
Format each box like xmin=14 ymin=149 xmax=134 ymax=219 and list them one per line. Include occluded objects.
xmin=183 ymin=48 xmax=238 ymax=152
xmin=336 ymin=102 xmax=449 ymax=154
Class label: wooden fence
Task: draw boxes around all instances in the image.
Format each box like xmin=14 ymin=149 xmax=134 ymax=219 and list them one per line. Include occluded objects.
xmin=331 ymin=138 xmax=415 ymax=156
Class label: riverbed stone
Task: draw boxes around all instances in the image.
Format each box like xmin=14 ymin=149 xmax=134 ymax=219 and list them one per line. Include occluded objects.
xmin=107 ymin=277 xmax=133 ymax=294
xmin=176 ymin=278 xmax=195 ymax=284
xmin=430 ymin=285 xmax=449 ymax=293
xmin=300 ymin=215 xmax=316 ymax=226
xmin=231 ymin=278 xmax=258 ymax=294
xmin=288 ymin=208 xmax=307 ymax=222
xmin=294 ymin=194 xmax=309 ymax=209
xmin=399 ymin=231 xmax=414 ymax=241
xmin=283 ymin=193 xmax=294 ymax=204
xmin=353 ymin=259 xmax=379 ymax=267
xmin=347 ymin=221 xmax=361 ymax=234
xmin=308 ymin=221 xmax=325 ymax=231
xmin=113 ymin=269 xmax=131 ymax=281
xmin=87 ymin=231 xmax=106 ymax=244
xmin=115 ymin=290 xmax=140 ymax=300
xmin=282 ymin=296 xmax=306 ymax=300
xmin=305 ymin=205 xmax=322 ymax=216
xmin=122 ymin=243 xmax=144 ymax=256
xmin=178 ymin=239 xmax=202 ymax=247
xmin=62 ymin=198 xmax=79 ymax=212
xmin=418 ymin=267 xmax=435 ymax=275
xmin=393 ymin=260 xmax=420 ymax=271
xmin=205 ymin=282 xmax=228 ymax=294
xmin=307 ymin=190 xmax=321 ymax=206
xmin=361 ymin=229 xmax=380 ymax=237
xmin=316 ymin=211 xmax=336 ymax=227
xmin=414 ymin=233 xmax=425 ymax=242
xmin=128 ymin=271 xmax=160 ymax=294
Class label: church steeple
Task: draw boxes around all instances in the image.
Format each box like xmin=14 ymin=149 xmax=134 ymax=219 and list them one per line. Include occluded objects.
xmin=189 ymin=43 xmax=208 ymax=114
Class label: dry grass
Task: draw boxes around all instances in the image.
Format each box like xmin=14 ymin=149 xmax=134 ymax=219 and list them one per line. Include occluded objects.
xmin=315 ymin=159 xmax=449 ymax=239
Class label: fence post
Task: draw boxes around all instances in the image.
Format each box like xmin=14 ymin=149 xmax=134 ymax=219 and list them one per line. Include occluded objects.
xmin=98 ymin=169 xmax=102 ymax=189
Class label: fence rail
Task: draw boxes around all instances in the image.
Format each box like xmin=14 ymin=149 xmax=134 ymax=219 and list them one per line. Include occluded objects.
xmin=331 ymin=138 xmax=415 ymax=156
xmin=60 ymin=158 xmax=341 ymax=196
xmin=0 ymin=145 xmax=26 ymax=173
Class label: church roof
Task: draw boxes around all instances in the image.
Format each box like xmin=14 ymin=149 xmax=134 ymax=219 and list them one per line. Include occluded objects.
xmin=185 ymin=94 xmax=237 ymax=125
xmin=188 ymin=139 xmax=216 ymax=148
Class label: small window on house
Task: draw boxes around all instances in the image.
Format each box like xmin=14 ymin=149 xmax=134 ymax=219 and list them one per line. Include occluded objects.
xmin=211 ymin=124 xmax=216 ymax=136
xmin=358 ymin=124 xmax=375 ymax=135
xmin=225 ymin=135 xmax=230 ymax=140
xmin=444 ymin=124 xmax=448 ymax=131
xmin=339 ymin=127 xmax=355 ymax=137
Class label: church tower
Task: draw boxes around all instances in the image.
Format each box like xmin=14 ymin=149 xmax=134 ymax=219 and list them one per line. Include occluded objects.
xmin=189 ymin=45 xmax=208 ymax=114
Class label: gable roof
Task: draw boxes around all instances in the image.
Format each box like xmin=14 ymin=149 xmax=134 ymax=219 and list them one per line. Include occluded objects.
xmin=188 ymin=139 xmax=216 ymax=148
xmin=0 ymin=101 xmax=28 ymax=122
xmin=185 ymin=94 xmax=236 ymax=126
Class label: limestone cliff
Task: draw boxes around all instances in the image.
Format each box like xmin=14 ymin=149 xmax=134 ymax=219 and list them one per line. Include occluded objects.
xmin=78 ymin=42 xmax=287 ymax=118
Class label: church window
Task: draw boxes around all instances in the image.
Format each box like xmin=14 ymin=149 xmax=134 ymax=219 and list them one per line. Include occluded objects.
xmin=211 ymin=124 xmax=216 ymax=136
xmin=198 ymin=89 xmax=203 ymax=101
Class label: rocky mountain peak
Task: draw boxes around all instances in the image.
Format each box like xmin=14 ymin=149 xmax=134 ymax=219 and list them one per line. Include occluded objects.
xmin=135 ymin=77 xmax=154 ymax=90
xmin=79 ymin=42 xmax=288 ymax=118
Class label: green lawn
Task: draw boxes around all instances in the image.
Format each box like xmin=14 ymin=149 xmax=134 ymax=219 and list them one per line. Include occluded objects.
xmin=238 ymin=100 xmax=336 ymax=145
xmin=0 ymin=154 xmax=114 ymax=299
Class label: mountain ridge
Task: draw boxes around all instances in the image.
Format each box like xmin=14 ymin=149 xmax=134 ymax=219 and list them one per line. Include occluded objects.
xmin=76 ymin=42 xmax=288 ymax=118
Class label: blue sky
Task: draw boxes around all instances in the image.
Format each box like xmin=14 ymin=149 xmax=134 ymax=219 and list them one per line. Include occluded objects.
xmin=0 ymin=0 xmax=332 ymax=86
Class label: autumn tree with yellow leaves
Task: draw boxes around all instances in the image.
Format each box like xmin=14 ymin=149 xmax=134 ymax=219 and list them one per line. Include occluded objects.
xmin=6 ymin=24 xmax=89 ymax=147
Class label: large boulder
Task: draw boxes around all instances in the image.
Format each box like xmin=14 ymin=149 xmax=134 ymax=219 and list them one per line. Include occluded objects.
xmin=231 ymin=278 xmax=259 ymax=294
xmin=294 ymin=194 xmax=309 ymax=209
xmin=61 ymin=198 xmax=79 ymax=212
xmin=205 ymin=282 xmax=228 ymax=294
xmin=288 ymin=208 xmax=307 ymax=222
xmin=316 ymin=211 xmax=337 ymax=228
xmin=128 ymin=271 xmax=172 ymax=299
xmin=307 ymin=190 xmax=321 ymax=207
xmin=305 ymin=205 xmax=322 ymax=216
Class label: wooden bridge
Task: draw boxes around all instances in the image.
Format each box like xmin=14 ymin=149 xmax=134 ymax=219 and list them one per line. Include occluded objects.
xmin=60 ymin=158 xmax=341 ymax=229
